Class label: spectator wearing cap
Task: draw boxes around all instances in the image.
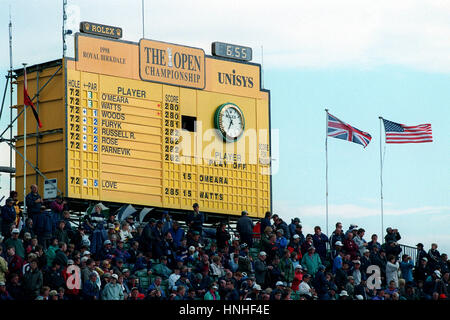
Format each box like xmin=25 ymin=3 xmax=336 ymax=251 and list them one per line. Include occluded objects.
xmin=344 ymin=224 xmax=358 ymax=238
xmin=352 ymin=260 xmax=362 ymax=285
xmin=152 ymin=256 xmax=172 ymax=279
xmin=254 ymin=251 xmax=270 ymax=287
xmin=343 ymin=231 xmax=359 ymax=260
xmin=186 ymin=203 xmax=204 ymax=235
xmin=291 ymin=265 xmax=304 ymax=292
xmin=101 ymin=273 xmax=124 ymax=300
xmin=298 ymin=273 xmax=313 ymax=299
xmin=97 ymin=239 xmax=114 ymax=261
xmin=1 ymin=197 xmax=17 ymax=238
xmin=19 ymin=218 xmax=35 ymax=240
xmin=332 ymin=248 xmax=345 ymax=274
xmin=204 ymin=283 xmax=220 ymax=300
xmin=113 ymin=240 xmax=131 ymax=264
xmin=415 ymin=243 xmax=428 ymax=267
xmin=267 ymin=256 xmax=283 ymax=288
xmin=344 ymin=276 xmax=355 ymax=299
xmin=169 ymin=221 xmax=185 ymax=249
xmin=385 ymin=227 xmax=401 ymax=245
xmin=4 ymin=228 xmax=25 ymax=259
xmin=288 ymin=218 xmax=301 ymax=240
xmin=301 ymin=246 xmax=322 ymax=276
xmin=313 ymin=265 xmax=330 ymax=300
xmin=0 ymin=281 xmax=13 ymax=301
xmin=287 ymin=234 xmax=303 ymax=260
xmin=275 ymin=228 xmax=288 ymax=255
xmin=312 ymin=226 xmax=329 ymax=262
xmin=147 ymin=276 xmax=167 ymax=299
xmin=237 ymin=210 xmax=254 ymax=248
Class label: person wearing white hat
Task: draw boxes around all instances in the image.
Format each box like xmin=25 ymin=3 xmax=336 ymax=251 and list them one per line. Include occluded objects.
xmin=204 ymin=283 xmax=220 ymax=300
xmin=339 ymin=290 xmax=349 ymax=300
xmin=255 ymin=251 xmax=271 ymax=287
xmin=4 ymin=228 xmax=25 ymax=259
xmin=101 ymin=273 xmax=124 ymax=300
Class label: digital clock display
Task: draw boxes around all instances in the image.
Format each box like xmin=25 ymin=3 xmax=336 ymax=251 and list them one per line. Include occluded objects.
xmin=212 ymin=42 xmax=252 ymax=62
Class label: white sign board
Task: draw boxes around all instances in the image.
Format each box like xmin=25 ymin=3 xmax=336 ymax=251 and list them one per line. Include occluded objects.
xmin=44 ymin=178 xmax=58 ymax=199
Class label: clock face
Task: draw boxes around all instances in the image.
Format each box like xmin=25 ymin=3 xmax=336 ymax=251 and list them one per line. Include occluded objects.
xmin=215 ymin=103 xmax=245 ymax=142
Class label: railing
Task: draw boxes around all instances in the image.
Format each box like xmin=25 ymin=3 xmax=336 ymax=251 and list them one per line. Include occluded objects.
xmin=399 ymin=243 xmax=418 ymax=263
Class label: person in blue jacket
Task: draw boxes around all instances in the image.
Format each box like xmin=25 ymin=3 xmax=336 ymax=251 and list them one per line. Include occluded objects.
xmin=1 ymin=198 xmax=16 ymax=238
xmin=33 ymin=209 xmax=53 ymax=251
xmin=312 ymin=226 xmax=329 ymax=262
xmin=82 ymin=272 xmax=100 ymax=300
xmin=25 ymin=184 xmax=44 ymax=218
xmin=400 ymin=254 xmax=415 ymax=283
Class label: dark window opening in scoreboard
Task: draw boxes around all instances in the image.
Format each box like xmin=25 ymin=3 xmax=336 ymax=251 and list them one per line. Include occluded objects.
xmin=182 ymin=115 xmax=197 ymax=132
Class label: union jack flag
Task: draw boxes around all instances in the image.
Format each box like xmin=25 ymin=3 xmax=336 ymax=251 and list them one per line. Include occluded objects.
xmin=327 ymin=112 xmax=372 ymax=148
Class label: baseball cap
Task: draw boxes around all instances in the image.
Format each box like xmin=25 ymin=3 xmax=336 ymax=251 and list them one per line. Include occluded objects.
xmin=189 ymin=246 xmax=196 ymax=252
xmin=108 ymin=223 xmax=115 ymax=229
xmin=364 ymin=249 xmax=370 ymax=253
xmin=308 ymin=246 xmax=315 ymax=251
xmin=67 ymin=259 xmax=74 ymax=265
xmin=434 ymin=270 xmax=442 ymax=278
xmin=259 ymin=251 xmax=267 ymax=256
xmin=293 ymin=217 xmax=301 ymax=223
xmin=422 ymin=257 xmax=428 ymax=262
xmin=49 ymin=290 xmax=58 ymax=296
xmin=253 ymin=284 xmax=262 ymax=291
xmin=81 ymin=257 xmax=88 ymax=263
xmin=293 ymin=234 xmax=300 ymax=239
xmin=356 ymin=295 xmax=364 ymax=300
xmin=340 ymin=290 xmax=349 ymax=297
xmin=353 ymin=260 xmax=361 ymax=265
xmin=276 ymin=229 xmax=284 ymax=234
xmin=276 ymin=281 xmax=284 ymax=286
xmin=295 ymin=265 xmax=303 ymax=270
xmin=104 ymin=240 xmax=112 ymax=245
xmin=111 ymin=274 xmax=119 ymax=280
xmin=82 ymin=251 xmax=91 ymax=256
xmin=0 ymin=282 xmax=5 ymax=286
xmin=212 ymin=285 xmax=218 ymax=289
xmin=335 ymin=241 xmax=343 ymax=246
xmin=11 ymin=228 xmax=20 ymax=234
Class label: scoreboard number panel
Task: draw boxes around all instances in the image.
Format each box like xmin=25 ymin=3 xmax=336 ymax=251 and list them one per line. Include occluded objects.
xmin=64 ymin=34 xmax=271 ymax=217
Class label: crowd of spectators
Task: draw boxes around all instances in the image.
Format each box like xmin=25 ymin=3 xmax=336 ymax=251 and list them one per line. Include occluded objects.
xmin=0 ymin=185 xmax=448 ymax=301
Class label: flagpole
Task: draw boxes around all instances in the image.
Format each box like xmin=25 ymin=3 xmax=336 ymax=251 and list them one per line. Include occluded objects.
xmin=325 ymin=108 xmax=329 ymax=236
xmin=379 ymin=116 xmax=384 ymax=243
xmin=9 ymin=6 xmax=13 ymax=193
xmin=23 ymin=63 xmax=27 ymax=215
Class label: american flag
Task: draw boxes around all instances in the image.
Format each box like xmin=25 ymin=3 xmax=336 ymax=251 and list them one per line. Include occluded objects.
xmin=382 ymin=119 xmax=433 ymax=144
xmin=327 ymin=113 xmax=372 ymax=148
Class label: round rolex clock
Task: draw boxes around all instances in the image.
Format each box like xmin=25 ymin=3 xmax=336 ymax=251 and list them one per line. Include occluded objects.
xmin=214 ymin=103 xmax=245 ymax=142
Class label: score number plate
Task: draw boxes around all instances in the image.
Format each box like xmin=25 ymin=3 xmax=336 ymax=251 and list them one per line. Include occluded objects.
xmin=212 ymin=42 xmax=252 ymax=62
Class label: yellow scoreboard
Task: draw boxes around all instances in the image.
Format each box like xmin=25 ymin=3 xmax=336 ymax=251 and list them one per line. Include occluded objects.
xmin=17 ymin=33 xmax=271 ymax=218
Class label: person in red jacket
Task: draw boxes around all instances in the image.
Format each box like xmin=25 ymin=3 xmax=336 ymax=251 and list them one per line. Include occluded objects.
xmin=343 ymin=232 xmax=359 ymax=260
xmin=291 ymin=265 xmax=304 ymax=292
xmin=63 ymin=260 xmax=81 ymax=300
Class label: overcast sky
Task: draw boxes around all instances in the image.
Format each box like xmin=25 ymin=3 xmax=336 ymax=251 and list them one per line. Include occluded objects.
xmin=0 ymin=0 xmax=449 ymax=253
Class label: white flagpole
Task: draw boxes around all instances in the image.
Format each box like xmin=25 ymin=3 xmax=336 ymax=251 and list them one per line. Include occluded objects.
xmin=23 ymin=63 xmax=27 ymax=215
xmin=379 ymin=116 xmax=384 ymax=243
xmin=142 ymin=0 xmax=145 ymax=38
xmin=325 ymin=108 xmax=329 ymax=236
